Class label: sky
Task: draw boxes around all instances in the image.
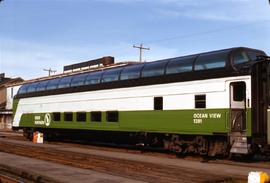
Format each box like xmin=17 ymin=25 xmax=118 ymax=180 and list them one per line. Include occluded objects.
xmin=0 ymin=0 xmax=270 ymax=79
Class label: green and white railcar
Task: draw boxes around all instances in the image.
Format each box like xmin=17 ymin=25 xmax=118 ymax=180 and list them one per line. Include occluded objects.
xmin=13 ymin=47 xmax=270 ymax=156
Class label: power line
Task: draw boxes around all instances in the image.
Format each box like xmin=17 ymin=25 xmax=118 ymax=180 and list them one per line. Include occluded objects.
xmin=133 ymin=43 xmax=150 ymax=62
xmin=43 ymin=68 xmax=56 ymax=76
xmin=139 ymin=20 xmax=270 ymax=45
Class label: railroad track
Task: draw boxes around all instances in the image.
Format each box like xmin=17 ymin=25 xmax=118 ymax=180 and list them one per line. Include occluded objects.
xmin=0 ymin=140 xmax=245 ymax=183
xmin=0 ymin=174 xmax=20 ymax=183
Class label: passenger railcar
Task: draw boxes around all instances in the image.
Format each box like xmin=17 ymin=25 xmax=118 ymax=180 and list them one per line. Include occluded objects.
xmin=13 ymin=47 xmax=270 ymax=156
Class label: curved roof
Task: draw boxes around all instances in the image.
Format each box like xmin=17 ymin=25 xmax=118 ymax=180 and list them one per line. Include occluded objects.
xmin=17 ymin=47 xmax=266 ymax=96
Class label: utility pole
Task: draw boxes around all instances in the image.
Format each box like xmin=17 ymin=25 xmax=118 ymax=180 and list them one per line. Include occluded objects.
xmin=133 ymin=43 xmax=150 ymax=62
xmin=43 ymin=68 xmax=56 ymax=76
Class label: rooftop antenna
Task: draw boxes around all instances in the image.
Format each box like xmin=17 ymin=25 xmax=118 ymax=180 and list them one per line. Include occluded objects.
xmin=133 ymin=43 xmax=150 ymax=62
xmin=43 ymin=68 xmax=56 ymax=76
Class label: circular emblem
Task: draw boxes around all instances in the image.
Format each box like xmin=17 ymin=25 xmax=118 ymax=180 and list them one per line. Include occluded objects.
xmin=44 ymin=113 xmax=51 ymax=127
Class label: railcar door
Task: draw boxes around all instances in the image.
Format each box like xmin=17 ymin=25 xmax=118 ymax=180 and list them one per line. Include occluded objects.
xmin=230 ymin=82 xmax=246 ymax=132
xmin=229 ymin=81 xmax=248 ymax=154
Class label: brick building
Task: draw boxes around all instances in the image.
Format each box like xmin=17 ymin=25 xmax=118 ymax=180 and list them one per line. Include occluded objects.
xmin=0 ymin=73 xmax=23 ymax=129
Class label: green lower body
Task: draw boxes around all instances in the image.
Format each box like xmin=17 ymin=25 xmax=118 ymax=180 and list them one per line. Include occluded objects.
xmin=18 ymin=108 xmax=252 ymax=137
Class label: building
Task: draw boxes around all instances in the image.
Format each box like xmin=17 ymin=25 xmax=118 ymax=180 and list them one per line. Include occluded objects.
xmin=0 ymin=73 xmax=23 ymax=129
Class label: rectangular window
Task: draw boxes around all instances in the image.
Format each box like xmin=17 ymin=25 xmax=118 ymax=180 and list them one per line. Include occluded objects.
xmin=11 ymin=88 xmax=14 ymax=98
xmin=106 ymin=111 xmax=119 ymax=122
xmin=64 ymin=112 xmax=73 ymax=122
xmin=154 ymin=97 xmax=163 ymax=110
xmin=77 ymin=112 xmax=86 ymax=122
xmin=53 ymin=112 xmax=61 ymax=122
xmin=232 ymin=82 xmax=246 ymax=101
xmin=195 ymin=95 xmax=206 ymax=108
xmin=91 ymin=111 xmax=102 ymax=122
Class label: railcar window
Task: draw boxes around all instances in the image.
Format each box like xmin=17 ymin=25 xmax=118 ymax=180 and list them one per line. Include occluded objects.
xmin=194 ymin=51 xmax=228 ymax=71
xmin=47 ymin=78 xmax=61 ymax=90
xmin=77 ymin=112 xmax=86 ymax=122
xmin=234 ymin=51 xmax=249 ymax=65
xmin=91 ymin=111 xmax=102 ymax=122
xmin=232 ymin=82 xmax=246 ymax=101
xmin=101 ymin=67 xmax=123 ymax=83
xmin=71 ymin=73 xmax=88 ymax=87
xmin=36 ymin=80 xmax=49 ymax=92
xmin=166 ymin=56 xmax=196 ymax=74
xmin=64 ymin=112 xmax=73 ymax=122
xmin=58 ymin=76 xmax=74 ymax=89
xmin=53 ymin=112 xmax=61 ymax=122
xmin=195 ymin=95 xmax=206 ymax=108
xmin=120 ymin=64 xmax=145 ymax=80
xmin=18 ymin=84 xmax=30 ymax=94
xmin=106 ymin=111 xmax=119 ymax=122
xmin=27 ymin=83 xmax=39 ymax=93
xmin=247 ymin=51 xmax=266 ymax=61
xmin=154 ymin=97 xmax=163 ymax=110
xmin=141 ymin=60 xmax=169 ymax=78
xmin=85 ymin=71 xmax=104 ymax=85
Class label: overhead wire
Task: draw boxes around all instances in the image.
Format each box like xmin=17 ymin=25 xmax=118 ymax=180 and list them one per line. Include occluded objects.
xmin=137 ymin=20 xmax=270 ymax=45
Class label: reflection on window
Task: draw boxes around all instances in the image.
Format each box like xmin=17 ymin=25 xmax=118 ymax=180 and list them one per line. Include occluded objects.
xmin=101 ymin=68 xmax=123 ymax=83
xmin=195 ymin=51 xmax=228 ymax=71
xmin=36 ymin=80 xmax=49 ymax=92
xmin=141 ymin=60 xmax=168 ymax=78
xmin=120 ymin=64 xmax=144 ymax=80
xmin=71 ymin=73 xmax=88 ymax=87
xmin=85 ymin=71 xmax=104 ymax=85
xmin=58 ymin=76 xmax=73 ymax=89
xmin=27 ymin=83 xmax=38 ymax=93
xmin=166 ymin=56 xmax=195 ymax=74
xmin=46 ymin=78 xmax=60 ymax=90
xmin=234 ymin=51 xmax=249 ymax=65
xmin=247 ymin=51 xmax=265 ymax=61
xmin=18 ymin=84 xmax=30 ymax=94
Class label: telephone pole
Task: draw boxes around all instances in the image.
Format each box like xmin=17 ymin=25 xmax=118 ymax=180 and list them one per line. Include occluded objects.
xmin=133 ymin=43 xmax=150 ymax=62
xmin=43 ymin=68 xmax=56 ymax=76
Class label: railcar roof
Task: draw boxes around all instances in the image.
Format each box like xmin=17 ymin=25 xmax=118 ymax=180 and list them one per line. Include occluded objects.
xmin=16 ymin=47 xmax=267 ymax=97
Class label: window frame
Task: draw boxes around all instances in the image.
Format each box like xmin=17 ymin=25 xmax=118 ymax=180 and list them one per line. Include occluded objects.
xmin=64 ymin=112 xmax=73 ymax=122
xmin=194 ymin=50 xmax=229 ymax=71
xmin=46 ymin=78 xmax=61 ymax=90
xmin=36 ymin=80 xmax=50 ymax=92
xmin=195 ymin=94 xmax=206 ymax=109
xmin=141 ymin=60 xmax=169 ymax=78
xmin=76 ymin=112 xmax=87 ymax=122
xmin=58 ymin=76 xmax=74 ymax=89
xmin=101 ymin=67 xmax=123 ymax=83
xmin=166 ymin=56 xmax=196 ymax=75
xmin=120 ymin=64 xmax=145 ymax=80
xmin=106 ymin=111 xmax=119 ymax=122
xmin=18 ymin=84 xmax=30 ymax=94
xmin=52 ymin=112 xmax=61 ymax=122
xmin=85 ymin=71 xmax=104 ymax=85
xmin=70 ymin=73 xmax=88 ymax=87
xmin=154 ymin=97 xmax=163 ymax=110
xmin=91 ymin=111 xmax=102 ymax=122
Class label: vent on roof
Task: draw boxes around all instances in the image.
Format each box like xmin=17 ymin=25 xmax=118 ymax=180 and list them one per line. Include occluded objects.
xmin=64 ymin=56 xmax=114 ymax=72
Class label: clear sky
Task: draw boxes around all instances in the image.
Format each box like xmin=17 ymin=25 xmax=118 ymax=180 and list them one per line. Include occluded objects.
xmin=0 ymin=0 xmax=270 ymax=79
